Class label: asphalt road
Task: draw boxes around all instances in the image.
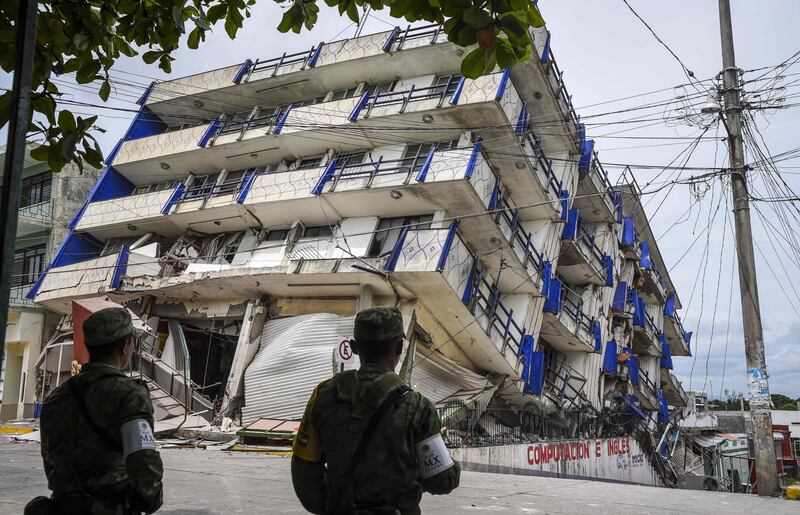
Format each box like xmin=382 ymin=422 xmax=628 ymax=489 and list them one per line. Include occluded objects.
xmin=0 ymin=439 xmax=796 ymax=514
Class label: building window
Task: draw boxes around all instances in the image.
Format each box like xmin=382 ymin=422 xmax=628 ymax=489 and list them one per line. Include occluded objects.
xmin=12 ymin=244 xmax=46 ymax=287
xmin=215 ymin=169 xmax=251 ymax=196
xmin=431 ymin=74 xmax=462 ymax=97
xmin=336 ymin=151 xmax=368 ymax=168
xmin=20 ymin=172 xmax=52 ymax=207
xmin=329 ymin=87 xmax=360 ymax=102
xmin=303 ymin=225 xmax=333 ymax=238
xmin=367 ymin=215 xmax=434 ymax=257
xmin=133 ymin=180 xmax=178 ymax=196
xmin=364 ymin=81 xmax=397 ymax=96
xmin=295 ymin=156 xmax=324 ymax=171
xmin=184 ymin=174 xmax=219 ymax=199
xmin=265 ymin=228 xmax=290 ymax=241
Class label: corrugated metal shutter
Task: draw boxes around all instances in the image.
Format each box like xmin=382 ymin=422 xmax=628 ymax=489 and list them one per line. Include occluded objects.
xmin=241 ymin=313 xmax=489 ymax=424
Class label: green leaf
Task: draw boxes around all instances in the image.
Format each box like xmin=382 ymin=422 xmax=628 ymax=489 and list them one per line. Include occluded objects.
xmin=115 ymin=36 xmax=137 ymax=57
xmin=47 ymin=146 xmax=66 ymax=172
xmin=187 ymin=27 xmax=200 ymax=49
xmin=73 ymin=33 xmax=90 ymax=52
xmin=32 ymin=95 xmax=56 ymax=124
xmin=528 ymin=5 xmax=545 ymax=28
xmin=99 ymin=81 xmax=111 ymax=101
xmin=495 ymin=38 xmax=516 ymax=68
xmin=206 ymin=3 xmax=228 ymax=23
xmin=461 ymin=47 xmax=486 ymax=79
xmin=142 ymin=50 xmax=160 ymax=64
xmin=224 ymin=16 xmax=238 ymax=39
xmin=463 ymin=7 xmax=492 ymax=29
xmin=346 ymin=1 xmax=359 ymax=23
xmin=58 ymin=110 xmax=76 ymax=134
xmin=29 ymin=144 xmax=50 ymax=162
xmin=76 ymin=60 xmax=101 ymax=84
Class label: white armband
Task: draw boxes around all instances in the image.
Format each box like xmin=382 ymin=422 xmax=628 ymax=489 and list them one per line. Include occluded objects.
xmin=416 ymin=433 xmax=454 ymax=478
xmin=120 ymin=419 xmax=158 ymax=458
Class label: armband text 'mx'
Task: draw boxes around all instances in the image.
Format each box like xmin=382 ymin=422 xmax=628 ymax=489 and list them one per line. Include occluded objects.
xmin=120 ymin=419 xmax=158 ymax=458
xmin=416 ymin=433 xmax=454 ymax=478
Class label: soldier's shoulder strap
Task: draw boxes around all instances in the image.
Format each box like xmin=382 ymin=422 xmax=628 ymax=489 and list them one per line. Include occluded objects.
xmin=68 ymin=376 xmax=124 ymax=454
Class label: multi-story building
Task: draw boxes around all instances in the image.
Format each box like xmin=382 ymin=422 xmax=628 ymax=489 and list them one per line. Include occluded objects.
xmin=30 ymin=20 xmax=691 ymax=476
xmin=0 ymin=145 xmax=98 ymax=419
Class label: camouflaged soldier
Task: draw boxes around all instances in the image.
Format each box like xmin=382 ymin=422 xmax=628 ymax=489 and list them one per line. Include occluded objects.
xmin=292 ymin=307 xmax=460 ymax=514
xmin=34 ymin=308 xmax=163 ymax=515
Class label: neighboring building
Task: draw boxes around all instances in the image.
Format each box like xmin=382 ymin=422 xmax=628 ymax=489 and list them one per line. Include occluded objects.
xmin=30 ymin=21 xmax=692 ymax=481
xmin=0 ymin=145 xmax=99 ymax=419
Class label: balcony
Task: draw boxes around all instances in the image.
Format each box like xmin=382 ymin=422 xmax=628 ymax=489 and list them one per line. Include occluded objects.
xmin=540 ymin=277 xmax=599 ymax=353
xmin=632 ymin=293 xmax=661 ymax=357
xmin=628 ymin=355 xmax=659 ymax=411
xmin=144 ymin=24 xmax=462 ymax=122
xmin=575 ymin=146 xmax=616 ymax=223
xmin=663 ymin=293 xmax=691 ymax=356
xmin=660 ymin=370 xmax=688 ymax=407
xmin=558 ymin=208 xmax=610 ymax=287
xmin=9 ymin=285 xmax=36 ymax=309
xmin=619 ymin=217 xmax=640 ymax=261
xmin=510 ymin=29 xmax=582 ymax=153
xmin=638 ymin=241 xmax=668 ymax=304
xmin=17 ymin=199 xmax=54 ymax=237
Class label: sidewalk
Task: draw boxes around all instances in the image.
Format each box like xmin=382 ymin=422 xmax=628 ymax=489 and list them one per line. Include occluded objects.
xmin=0 ymin=439 xmax=796 ymax=514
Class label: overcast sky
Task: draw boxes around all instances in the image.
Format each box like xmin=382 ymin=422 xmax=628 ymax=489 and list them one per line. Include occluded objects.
xmin=5 ymin=1 xmax=799 ymax=398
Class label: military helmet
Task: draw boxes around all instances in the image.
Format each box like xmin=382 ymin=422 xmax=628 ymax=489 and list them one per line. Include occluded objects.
xmin=83 ymin=307 xmax=136 ymax=347
xmin=354 ymin=307 xmax=404 ymax=343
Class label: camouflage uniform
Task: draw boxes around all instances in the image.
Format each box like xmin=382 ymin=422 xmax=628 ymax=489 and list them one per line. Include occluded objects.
xmin=292 ymin=308 xmax=461 ymax=514
xmin=38 ymin=308 xmax=163 ymax=515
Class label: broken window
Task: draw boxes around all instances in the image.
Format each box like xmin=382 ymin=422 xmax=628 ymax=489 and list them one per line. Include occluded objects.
xmin=265 ymin=228 xmax=290 ymax=241
xmin=367 ymin=214 xmax=434 ymax=257
xmin=184 ymin=173 xmax=219 ymax=200
xmin=101 ymin=237 xmax=139 ymax=256
xmin=302 ymin=225 xmax=333 ymax=239
xmin=431 ymin=74 xmax=462 ymax=97
xmin=295 ymin=155 xmax=324 ymax=171
xmin=214 ymin=169 xmax=252 ymax=196
xmin=364 ymin=80 xmax=397 ymax=96
xmin=203 ymin=232 xmax=246 ymax=264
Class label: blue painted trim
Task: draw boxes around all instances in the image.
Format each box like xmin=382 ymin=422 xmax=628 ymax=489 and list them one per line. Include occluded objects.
xmin=664 ymin=292 xmax=676 ymax=317
xmin=529 ymin=350 xmax=546 ymax=396
xmin=622 ymin=216 xmax=636 ymax=246
xmin=592 ymin=320 xmax=603 ymax=351
xmin=612 ymin=281 xmax=628 ymax=311
xmin=515 ymin=101 xmax=529 ymax=135
xmin=639 ymin=241 xmax=652 ymax=269
xmin=629 ymin=355 xmax=640 ymax=386
xmin=495 ymin=68 xmax=511 ymax=101
xmin=487 ymin=178 xmax=501 ymax=211
xmin=449 ymin=76 xmax=466 ymax=106
xmin=236 ymin=170 xmax=257 ymax=204
xmin=25 ymin=264 xmax=51 ymax=299
xmin=626 ymin=395 xmax=647 ymax=420
xmin=660 ymin=333 xmax=673 ymax=369
xmin=383 ymin=226 xmax=409 ymax=271
xmin=273 ymin=104 xmax=293 ymax=135
xmin=197 ymin=118 xmax=220 ymax=148
xmin=308 ymin=43 xmax=323 ymax=67
xmin=436 ymin=220 xmax=461 ymax=272
xmin=602 ymin=339 xmax=618 ymax=374
xmin=464 ymin=137 xmax=483 ymax=178
xmin=67 ymin=167 xmax=136 ymax=230
xmin=348 ymin=91 xmax=370 ymax=122
xmin=382 ymin=27 xmax=400 ymax=52
xmin=657 ymin=391 xmax=669 ymax=424
xmin=543 ymin=277 xmax=562 ymax=313
xmin=232 ymin=59 xmax=253 ymax=84
xmin=136 ymin=81 xmax=155 ymax=106
xmin=561 ymin=208 xmax=579 ymax=240
xmin=613 ymin=191 xmax=624 ymax=224
xmin=603 ymin=255 xmax=614 ymax=286
xmin=162 ymin=182 xmax=186 ymax=214
xmin=31 ymin=231 xmax=105 ymax=299
xmin=540 ymin=260 xmax=552 ymax=296
xmin=540 ymin=31 xmax=551 ymax=62
xmin=579 ymin=139 xmax=594 ymax=172
xmin=461 ymin=260 xmax=478 ymax=305
xmin=311 ymin=159 xmax=338 ymax=195
xmin=685 ymin=331 xmax=692 ymax=356
xmin=109 ymin=245 xmax=130 ymax=289
xmin=520 ymin=335 xmax=534 ymax=388
xmin=560 ymin=190 xmax=569 ymax=220
xmin=416 ymin=149 xmax=435 ymax=182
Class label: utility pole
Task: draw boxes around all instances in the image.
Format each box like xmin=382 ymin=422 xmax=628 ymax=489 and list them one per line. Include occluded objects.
xmin=717 ymin=0 xmax=777 ymax=496
xmin=0 ymin=0 xmax=38 ymax=378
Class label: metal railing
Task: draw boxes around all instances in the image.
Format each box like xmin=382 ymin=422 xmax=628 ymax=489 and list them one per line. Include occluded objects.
xmin=543 ymin=357 xmax=590 ymax=411
xmin=541 ymin=43 xmax=582 ymax=148
xmin=217 ymin=110 xmax=283 ymax=137
xmin=638 ymin=367 xmax=660 ymax=405
xmin=575 ymin=222 xmax=605 ymax=272
xmin=464 ymin=269 xmax=525 ymax=357
xmin=248 ymin=46 xmax=320 ymax=78
xmin=387 ymin=23 xmax=444 ymax=52
xmin=519 ymin=129 xmax=563 ymax=198
xmin=437 ymin=406 xmax=575 ymax=447
xmin=494 ymin=193 xmax=545 ymax=273
xmin=560 ymin=288 xmax=594 ymax=339
xmin=329 ymin=154 xmax=429 ymax=190
xmin=9 ymin=284 xmax=35 ymax=308
xmin=18 ymin=198 xmax=54 ymax=226
xmin=362 ymin=80 xmax=460 ymax=118
xmin=588 ymin=152 xmax=617 ymax=208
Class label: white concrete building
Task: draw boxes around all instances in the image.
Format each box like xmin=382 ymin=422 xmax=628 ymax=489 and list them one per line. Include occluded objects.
xmin=1 ymin=146 xmax=99 ymax=420
xmin=30 ymin=22 xmax=690 ymax=445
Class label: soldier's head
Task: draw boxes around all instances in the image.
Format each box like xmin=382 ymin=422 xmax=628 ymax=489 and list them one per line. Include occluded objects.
xmin=84 ymin=307 xmax=137 ymax=368
xmin=351 ymin=307 xmax=405 ymax=367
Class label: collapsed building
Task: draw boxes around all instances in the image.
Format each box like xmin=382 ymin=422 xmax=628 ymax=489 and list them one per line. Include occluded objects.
xmin=28 ymin=20 xmax=692 ymax=485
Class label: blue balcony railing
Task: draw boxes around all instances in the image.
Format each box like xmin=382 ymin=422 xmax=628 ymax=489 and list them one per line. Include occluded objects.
xmin=463 ymin=264 xmax=526 ymax=357
xmin=540 ymin=36 xmax=582 ymax=148
xmin=355 ymin=80 xmax=463 ymax=120
xmin=576 ymin=220 xmax=606 ymax=272
xmin=244 ymin=45 xmax=322 ymax=80
xmin=384 ymin=23 xmax=444 ymax=52
xmin=519 ymin=129 xmax=563 ymax=199
xmin=331 ymin=154 xmax=430 ymax=186
xmin=217 ymin=109 xmax=284 ymax=136
xmin=493 ymin=192 xmax=545 ymax=275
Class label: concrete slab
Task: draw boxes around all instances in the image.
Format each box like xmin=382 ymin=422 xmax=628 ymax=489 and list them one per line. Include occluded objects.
xmin=0 ymin=440 xmax=795 ymax=514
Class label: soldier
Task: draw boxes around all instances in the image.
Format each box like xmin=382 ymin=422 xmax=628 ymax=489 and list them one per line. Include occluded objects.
xmin=31 ymin=308 xmax=163 ymax=515
xmin=292 ymin=307 xmax=460 ymax=514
